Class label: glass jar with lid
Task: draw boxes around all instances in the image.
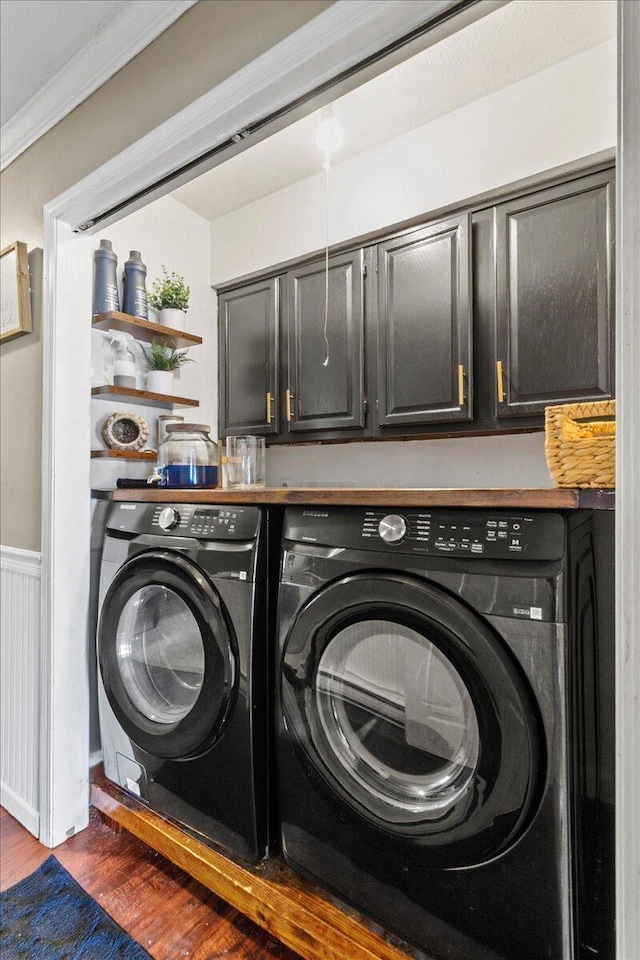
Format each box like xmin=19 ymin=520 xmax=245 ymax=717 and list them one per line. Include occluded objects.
xmin=157 ymin=423 xmax=218 ymax=488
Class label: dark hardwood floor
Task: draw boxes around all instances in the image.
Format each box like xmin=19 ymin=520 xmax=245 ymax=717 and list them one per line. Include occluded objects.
xmin=0 ymin=806 xmax=301 ymax=960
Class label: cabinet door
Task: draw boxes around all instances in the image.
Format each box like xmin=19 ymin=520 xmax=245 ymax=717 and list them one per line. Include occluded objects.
xmin=376 ymin=214 xmax=472 ymax=428
xmin=218 ymin=277 xmax=279 ymax=437
xmin=285 ymin=250 xmax=365 ymax=434
xmin=495 ymin=169 xmax=615 ymax=418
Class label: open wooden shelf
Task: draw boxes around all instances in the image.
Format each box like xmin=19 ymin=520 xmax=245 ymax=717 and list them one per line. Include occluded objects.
xmin=91 ymin=449 xmax=157 ymax=461
xmin=91 ymin=385 xmax=199 ymax=408
xmin=92 ymin=310 xmax=202 ymax=349
xmin=91 ymin=771 xmax=429 ymax=960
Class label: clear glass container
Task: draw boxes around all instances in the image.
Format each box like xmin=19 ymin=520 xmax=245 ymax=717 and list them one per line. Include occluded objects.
xmin=157 ymin=423 xmax=219 ymax=488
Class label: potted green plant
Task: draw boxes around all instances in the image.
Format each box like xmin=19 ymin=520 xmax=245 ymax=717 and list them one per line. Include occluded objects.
xmin=148 ymin=266 xmax=191 ymax=330
xmin=143 ymin=341 xmax=193 ymax=395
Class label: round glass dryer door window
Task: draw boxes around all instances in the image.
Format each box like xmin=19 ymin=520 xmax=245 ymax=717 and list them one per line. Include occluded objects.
xmin=281 ymin=573 xmax=544 ymax=864
xmin=115 ymin=584 xmax=205 ymax=724
xmin=315 ymin=618 xmax=479 ymax=823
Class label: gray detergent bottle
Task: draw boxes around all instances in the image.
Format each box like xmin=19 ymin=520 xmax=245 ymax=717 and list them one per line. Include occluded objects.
xmin=92 ymin=239 xmax=120 ymax=316
xmin=122 ymin=249 xmax=148 ymax=319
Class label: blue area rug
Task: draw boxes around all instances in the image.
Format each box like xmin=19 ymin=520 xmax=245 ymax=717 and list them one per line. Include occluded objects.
xmin=0 ymin=855 xmax=153 ymax=959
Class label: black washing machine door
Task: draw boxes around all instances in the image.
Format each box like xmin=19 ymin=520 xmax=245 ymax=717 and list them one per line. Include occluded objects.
xmin=99 ymin=550 xmax=237 ymax=760
xmin=281 ymin=572 xmax=545 ymax=866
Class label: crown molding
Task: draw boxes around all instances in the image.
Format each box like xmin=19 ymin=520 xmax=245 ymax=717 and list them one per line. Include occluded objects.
xmin=0 ymin=0 xmax=197 ymax=172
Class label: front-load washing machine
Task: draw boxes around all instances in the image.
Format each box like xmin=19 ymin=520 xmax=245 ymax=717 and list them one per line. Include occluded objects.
xmin=97 ymin=501 xmax=278 ymax=863
xmin=276 ymin=506 xmax=614 ymax=960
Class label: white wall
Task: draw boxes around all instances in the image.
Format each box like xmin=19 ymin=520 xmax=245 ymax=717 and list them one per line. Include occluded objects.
xmin=90 ymin=196 xmax=216 ymax=490
xmin=210 ymin=41 xmax=615 ymax=282
xmin=208 ymin=40 xmax=616 ymax=488
xmin=267 ymin=433 xmax=552 ymax=488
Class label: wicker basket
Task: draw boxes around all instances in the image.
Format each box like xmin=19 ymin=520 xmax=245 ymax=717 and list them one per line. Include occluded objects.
xmin=544 ymin=400 xmax=616 ymax=488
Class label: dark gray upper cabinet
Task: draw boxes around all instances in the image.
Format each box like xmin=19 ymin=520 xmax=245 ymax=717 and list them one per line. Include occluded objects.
xmin=284 ymin=250 xmax=365 ymax=434
xmin=375 ymin=214 xmax=472 ymax=428
xmin=218 ymin=276 xmax=279 ymax=437
xmin=494 ymin=169 xmax=615 ymax=418
xmin=217 ymin=161 xmax=615 ymax=445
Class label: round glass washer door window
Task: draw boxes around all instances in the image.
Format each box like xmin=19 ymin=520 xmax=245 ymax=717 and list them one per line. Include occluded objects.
xmin=115 ymin=584 xmax=205 ymax=724
xmin=313 ymin=618 xmax=480 ymax=824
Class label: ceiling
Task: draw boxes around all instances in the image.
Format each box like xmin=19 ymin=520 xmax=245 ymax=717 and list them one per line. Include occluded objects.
xmin=172 ymin=0 xmax=616 ymax=223
xmin=0 ymin=0 xmax=196 ymax=167
xmin=1 ymin=0 xmax=128 ymax=125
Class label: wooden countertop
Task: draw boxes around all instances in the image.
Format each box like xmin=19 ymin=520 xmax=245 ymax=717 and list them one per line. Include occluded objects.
xmin=94 ymin=486 xmax=615 ymax=509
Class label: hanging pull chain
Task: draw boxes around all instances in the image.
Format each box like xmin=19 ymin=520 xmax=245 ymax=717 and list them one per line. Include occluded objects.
xmin=322 ymin=155 xmax=331 ymax=368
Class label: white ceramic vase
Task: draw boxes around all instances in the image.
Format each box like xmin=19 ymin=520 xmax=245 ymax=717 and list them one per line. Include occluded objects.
xmin=147 ymin=370 xmax=174 ymax=395
xmin=158 ymin=308 xmax=186 ymax=330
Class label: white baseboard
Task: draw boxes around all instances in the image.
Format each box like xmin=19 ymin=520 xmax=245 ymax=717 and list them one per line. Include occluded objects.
xmin=1 ymin=782 xmax=39 ymax=838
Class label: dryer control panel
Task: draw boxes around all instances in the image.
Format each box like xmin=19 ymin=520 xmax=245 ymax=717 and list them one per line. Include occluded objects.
xmin=284 ymin=507 xmax=566 ymax=561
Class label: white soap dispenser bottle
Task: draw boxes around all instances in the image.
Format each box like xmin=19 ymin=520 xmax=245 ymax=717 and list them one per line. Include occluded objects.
xmin=109 ymin=331 xmax=137 ymax=388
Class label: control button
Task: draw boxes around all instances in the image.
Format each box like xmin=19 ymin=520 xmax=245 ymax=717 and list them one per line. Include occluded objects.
xmin=158 ymin=507 xmax=180 ymax=530
xmin=498 ymin=521 xmax=508 ymax=529
xmin=512 ymin=522 xmax=521 ymax=531
xmin=379 ymin=514 xmax=407 ymax=543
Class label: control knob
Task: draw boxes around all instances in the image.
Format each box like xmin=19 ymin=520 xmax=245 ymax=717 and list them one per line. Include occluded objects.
xmin=378 ymin=514 xmax=407 ymax=543
xmin=158 ymin=507 xmax=180 ymax=530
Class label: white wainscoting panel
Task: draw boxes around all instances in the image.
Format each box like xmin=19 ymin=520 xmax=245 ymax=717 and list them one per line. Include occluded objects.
xmin=1 ymin=545 xmax=41 ymax=836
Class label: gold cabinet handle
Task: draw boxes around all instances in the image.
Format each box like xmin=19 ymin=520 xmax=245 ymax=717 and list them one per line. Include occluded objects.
xmin=458 ymin=364 xmax=465 ymax=407
xmin=496 ymin=360 xmax=505 ymax=403
xmin=266 ymin=392 xmax=274 ymax=423
xmin=286 ymin=388 xmax=294 ymax=422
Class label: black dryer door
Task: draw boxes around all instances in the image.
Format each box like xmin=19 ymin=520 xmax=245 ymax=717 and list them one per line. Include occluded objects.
xmin=98 ymin=550 xmax=237 ymax=759
xmin=281 ymin=573 xmax=545 ymax=866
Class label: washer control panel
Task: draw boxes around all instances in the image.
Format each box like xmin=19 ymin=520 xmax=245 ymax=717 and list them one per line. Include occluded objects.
xmin=107 ymin=502 xmax=260 ymax=540
xmin=152 ymin=505 xmax=258 ymax=540
xmin=285 ymin=507 xmax=565 ymax=561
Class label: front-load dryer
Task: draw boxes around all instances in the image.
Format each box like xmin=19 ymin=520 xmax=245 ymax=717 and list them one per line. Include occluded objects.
xmin=97 ymin=501 xmax=278 ymax=863
xmin=276 ymin=506 xmax=614 ymax=960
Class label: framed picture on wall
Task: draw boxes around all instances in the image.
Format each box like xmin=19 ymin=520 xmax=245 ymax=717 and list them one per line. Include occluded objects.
xmin=1 ymin=241 xmax=32 ymax=343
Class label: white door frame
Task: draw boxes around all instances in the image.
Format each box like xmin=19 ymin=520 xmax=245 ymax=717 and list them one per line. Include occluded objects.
xmin=615 ymin=4 xmax=640 ymax=960
xmin=40 ymin=0 xmax=639 ymax=953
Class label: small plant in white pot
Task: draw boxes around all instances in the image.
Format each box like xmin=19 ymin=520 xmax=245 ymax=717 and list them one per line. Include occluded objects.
xmin=148 ymin=266 xmax=190 ymax=330
xmin=143 ymin=341 xmax=192 ymax=396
